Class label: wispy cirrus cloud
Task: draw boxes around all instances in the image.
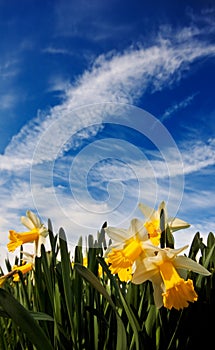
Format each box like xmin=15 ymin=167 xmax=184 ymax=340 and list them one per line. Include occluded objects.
xmin=1 ymin=26 xmax=215 ymax=168
xmin=0 ymin=24 xmax=215 ymax=269
xmin=42 ymin=46 xmax=74 ymax=56
xmin=160 ymin=93 xmax=198 ymax=122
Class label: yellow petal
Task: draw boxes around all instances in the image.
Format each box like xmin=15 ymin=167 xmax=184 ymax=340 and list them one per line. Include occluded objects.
xmin=118 ymin=266 xmax=132 ymax=282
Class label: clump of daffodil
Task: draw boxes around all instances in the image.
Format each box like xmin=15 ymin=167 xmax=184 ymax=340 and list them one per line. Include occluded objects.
xmin=132 ymin=245 xmax=211 ymax=310
xmin=7 ymin=210 xmax=48 ymax=257
xmin=105 ymin=218 xmax=156 ymax=282
xmin=139 ymin=201 xmax=190 ymax=246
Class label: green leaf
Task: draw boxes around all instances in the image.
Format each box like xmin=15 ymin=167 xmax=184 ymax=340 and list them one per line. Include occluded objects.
xmin=97 ymin=257 xmax=141 ymax=335
xmin=74 ymin=263 xmax=127 ymax=350
xmin=196 ymin=243 xmax=215 ymax=288
xmin=145 ymin=304 xmax=156 ymax=337
xmin=119 ymin=292 xmax=140 ymax=350
xmin=59 ymin=228 xmax=77 ymax=348
xmin=29 ymin=311 xmax=54 ymax=321
xmin=166 ymin=225 xmax=174 ymax=249
xmin=74 ymin=263 xmax=115 ymax=309
xmin=188 ymin=232 xmax=203 ymax=260
xmin=207 ymin=232 xmax=215 ymax=248
xmin=0 ymin=288 xmax=53 ymax=350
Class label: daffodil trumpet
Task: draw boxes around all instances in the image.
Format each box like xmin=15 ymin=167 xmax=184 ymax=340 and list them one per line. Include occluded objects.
xmin=105 ymin=218 xmax=156 ymax=282
xmin=7 ymin=210 xmax=48 ymax=256
xmin=12 ymin=262 xmax=33 ymax=282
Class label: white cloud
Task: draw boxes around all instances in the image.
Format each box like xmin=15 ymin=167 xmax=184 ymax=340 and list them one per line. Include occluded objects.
xmin=0 ymin=58 xmax=19 ymax=79
xmin=42 ymin=46 xmax=73 ymax=55
xmin=182 ymin=139 xmax=215 ymax=174
xmin=1 ymin=26 xmax=214 ymax=169
xmin=160 ymin=93 xmax=198 ymax=122
xmin=0 ymin=93 xmax=18 ymax=110
xmin=1 ymin=25 xmax=215 ymax=267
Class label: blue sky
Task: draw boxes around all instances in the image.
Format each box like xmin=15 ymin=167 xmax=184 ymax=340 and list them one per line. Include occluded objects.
xmin=0 ymin=0 xmax=215 ymax=265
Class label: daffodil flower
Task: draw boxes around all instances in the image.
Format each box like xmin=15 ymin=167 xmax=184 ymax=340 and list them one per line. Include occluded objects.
xmin=139 ymin=201 xmax=190 ymax=246
xmin=105 ymin=218 xmax=156 ymax=282
xmin=12 ymin=252 xmax=34 ymax=282
xmin=7 ymin=210 xmax=48 ymax=256
xmin=12 ymin=262 xmax=33 ymax=282
xmin=132 ymin=245 xmax=211 ymax=310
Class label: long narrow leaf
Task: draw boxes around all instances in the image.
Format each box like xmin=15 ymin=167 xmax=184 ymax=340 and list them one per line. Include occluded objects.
xmin=75 ymin=263 xmax=127 ymax=350
xmin=0 ymin=288 xmax=53 ymax=350
xmin=59 ymin=228 xmax=77 ymax=348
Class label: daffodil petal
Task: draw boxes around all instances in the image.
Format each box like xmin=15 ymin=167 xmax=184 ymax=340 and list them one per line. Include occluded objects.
xmin=20 ymin=251 xmax=34 ymax=263
xmin=39 ymin=225 xmax=49 ymax=237
xmin=21 ymin=216 xmax=35 ymax=230
xmin=163 ymin=245 xmax=189 ymax=259
xmin=174 ymin=256 xmax=211 ymax=276
xmin=138 ymin=202 xmax=155 ymax=219
xmin=104 ymin=242 xmax=124 ymax=256
xmin=132 ymin=261 xmax=158 ymax=284
xmin=158 ymin=201 xmax=166 ymax=214
xmin=105 ymin=227 xmax=131 ymax=242
xmin=35 ymin=235 xmax=46 ymax=257
xmin=168 ymin=217 xmax=190 ymax=231
xmin=130 ymin=218 xmax=148 ymax=240
xmin=27 ymin=210 xmax=41 ymax=228
xmin=152 ymin=281 xmax=164 ymax=309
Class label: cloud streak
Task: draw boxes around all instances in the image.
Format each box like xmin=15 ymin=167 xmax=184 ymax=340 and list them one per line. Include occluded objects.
xmin=160 ymin=93 xmax=198 ymax=122
xmin=1 ymin=25 xmax=215 ymax=168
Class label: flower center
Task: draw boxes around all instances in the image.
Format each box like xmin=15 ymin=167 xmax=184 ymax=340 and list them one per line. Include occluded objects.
xmin=144 ymin=219 xmax=161 ymax=246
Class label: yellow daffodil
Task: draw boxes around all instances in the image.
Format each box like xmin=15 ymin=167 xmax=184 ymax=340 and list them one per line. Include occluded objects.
xmin=7 ymin=210 xmax=48 ymax=256
xmin=132 ymin=245 xmax=211 ymax=310
xmin=105 ymin=218 xmax=156 ymax=282
xmin=139 ymin=201 xmax=190 ymax=246
xmin=12 ymin=262 xmax=33 ymax=282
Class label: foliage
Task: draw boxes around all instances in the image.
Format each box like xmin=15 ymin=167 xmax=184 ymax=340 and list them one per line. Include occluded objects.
xmin=0 ymin=220 xmax=214 ymax=350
